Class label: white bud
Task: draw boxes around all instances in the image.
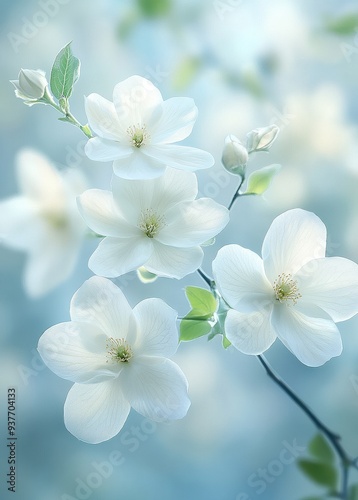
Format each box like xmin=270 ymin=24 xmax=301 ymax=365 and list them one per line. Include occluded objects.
xmin=221 ymin=135 xmax=248 ymax=176
xmin=246 ymin=124 xmax=280 ymax=153
xmin=10 ymin=69 xmax=49 ymax=104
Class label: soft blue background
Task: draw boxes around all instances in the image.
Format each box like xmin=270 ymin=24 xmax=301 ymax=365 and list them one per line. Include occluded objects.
xmin=1 ymin=1 xmax=358 ymax=499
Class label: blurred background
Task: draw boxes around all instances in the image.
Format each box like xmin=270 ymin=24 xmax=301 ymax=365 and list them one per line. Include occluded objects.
xmin=1 ymin=0 xmax=358 ymax=498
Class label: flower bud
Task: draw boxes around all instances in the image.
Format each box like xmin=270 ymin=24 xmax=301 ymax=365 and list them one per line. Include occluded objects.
xmin=221 ymin=135 xmax=248 ymax=177
xmin=246 ymin=124 xmax=280 ymax=153
xmin=10 ymin=69 xmax=48 ymax=104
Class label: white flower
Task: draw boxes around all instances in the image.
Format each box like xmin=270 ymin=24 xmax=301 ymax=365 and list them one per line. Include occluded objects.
xmin=77 ymin=168 xmax=229 ymax=279
xmin=221 ymin=134 xmax=248 ymax=176
xmin=10 ymin=69 xmax=49 ymax=105
xmin=37 ymin=276 xmax=190 ymax=444
xmin=0 ymin=149 xmax=87 ymax=297
xmin=246 ymin=124 xmax=280 ymax=153
xmin=212 ymin=209 xmax=358 ymax=367
xmin=84 ymin=75 xmax=214 ymax=179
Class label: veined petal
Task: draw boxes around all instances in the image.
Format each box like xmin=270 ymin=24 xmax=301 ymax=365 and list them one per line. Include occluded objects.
xmin=145 ymin=241 xmax=203 ymax=279
xmin=149 ymin=97 xmax=197 ymax=144
xmin=113 ymin=149 xmax=166 ymax=180
xmin=38 ymin=321 xmax=118 ymax=383
xmin=212 ymin=245 xmax=273 ymax=311
xmin=262 ymin=209 xmax=327 ymax=283
xmin=70 ymin=276 xmax=137 ymax=342
xmin=143 ymin=144 xmax=214 ymax=172
xmin=88 ymin=236 xmax=153 ymax=278
xmin=64 ymin=380 xmax=130 ymax=443
xmin=85 ymin=93 xmax=124 ymax=140
xmin=157 ymin=198 xmax=229 ymax=247
xmin=296 ymin=256 xmax=358 ymax=322
xmin=120 ymin=357 xmax=190 ymax=422
xmin=77 ymin=189 xmax=139 ymax=238
xmin=132 ymin=299 xmax=178 ymax=357
xmin=113 ymin=75 xmax=163 ymax=127
xmin=85 ymin=137 xmax=133 ymax=162
xmin=272 ymin=305 xmax=342 ymax=367
xmin=225 ymin=308 xmax=276 ymax=355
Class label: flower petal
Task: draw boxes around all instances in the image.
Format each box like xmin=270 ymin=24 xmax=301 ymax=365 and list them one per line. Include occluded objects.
xmin=70 ymin=276 xmax=137 ymax=341
xmin=85 ymin=137 xmax=133 ymax=162
xmin=113 ymin=75 xmax=163 ymax=128
xmin=38 ymin=321 xmax=117 ymax=383
xmin=271 ymin=305 xmax=342 ymax=367
xmin=262 ymin=209 xmax=327 ymax=283
xmin=143 ymin=144 xmax=214 ymax=172
xmin=225 ymin=308 xmax=276 ymax=355
xmin=121 ymin=357 xmax=190 ymax=422
xmin=296 ymin=256 xmax=358 ymax=322
xmin=85 ymin=93 xmax=123 ymax=140
xmin=88 ymin=236 xmax=153 ymax=277
xmin=157 ymin=198 xmax=229 ymax=247
xmin=212 ymin=244 xmax=273 ymax=311
xmin=145 ymin=241 xmax=203 ymax=278
xmin=113 ymin=148 xmax=166 ymax=180
xmin=64 ymin=380 xmax=130 ymax=443
xmin=77 ymin=189 xmax=139 ymax=238
xmin=132 ymin=299 xmax=178 ymax=357
xmin=149 ymin=97 xmax=197 ymax=144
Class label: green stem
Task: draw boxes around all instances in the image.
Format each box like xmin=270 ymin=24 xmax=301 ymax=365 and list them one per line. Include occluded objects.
xmin=228 ymin=175 xmax=245 ymax=210
xmin=43 ymin=92 xmax=93 ymax=138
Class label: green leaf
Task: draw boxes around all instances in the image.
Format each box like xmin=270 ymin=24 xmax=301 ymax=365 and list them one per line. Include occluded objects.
xmin=180 ymin=316 xmax=211 ymax=341
xmin=136 ymin=266 xmax=158 ymax=284
xmin=349 ymin=484 xmax=358 ymax=500
xmin=245 ymin=164 xmax=281 ymax=195
xmin=325 ymin=13 xmax=358 ymax=36
xmin=297 ymin=459 xmax=338 ymax=490
xmin=222 ymin=336 xmax=231 ymax=349
xmin=137 ymin=0 xmax=171 ymax=17
xmin=185 ymin=286 xmax=217 ymax=316
xmin=172 ymin=57 xmax=201 ymax=90
xmin=308 ymin=434 xmax=335 ymax=465
xmin=50 ymin=42 xmax=80 ymax=99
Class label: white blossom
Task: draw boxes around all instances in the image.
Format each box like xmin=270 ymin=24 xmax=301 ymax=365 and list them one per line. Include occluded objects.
xmin=84 ymin=75 xmax=214 ymax=179
xmin=246 ymin=124 xmax=280 ymax=153
xmin=212 ymin=209 xmax=358 ymax=367
xmin=10 ymin=69 xmax=49 ymax=105
xmin=221 ymin=135 xmax=248 ymax=176
xmin=37 ymin=276 xmax=190 ymax=443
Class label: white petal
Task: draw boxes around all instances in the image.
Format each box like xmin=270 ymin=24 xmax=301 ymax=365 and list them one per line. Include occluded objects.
xmin=145 ymin=241 xmax=203 ymax=279
xmin=262 ymin=209 xmax=327 ymax=283
xmin=38 ymin=321 xmax=117 ymax=383
xmin=143 ymin=144 xmax=214 ymax=171
xmin=149 ymin=97 xmax=197 ymax=144
xmin=88 ymin=236 xmax=153 ymax=277
xmin=113 ymin=75 xmax=163 ymax=127
xmin=296 ymin=257 xmax=358 ymax=322
xmin=77 ymin=189 xmax=139 ymax=238
xmin=271 ymin=305 xmax=342 ymax=367
xmin=70 ymin=276 xmax=137 ymax=341
xmin=157 ymin=198 xmax=229 ymax=247
xmin=24 ymin=230 xmax=81 ymax=297
xmin=225 ymin=308 xmax=276 ymax=355
xmin=112 ymin=149 xmax=166 ymax=180
xmin=212 ymin=245 xmax=273 ymax=311
xmin=121 ymin=357 xmax=190 ymax=422
xmin=85 ymin=137 xmax=132 ymax=162
xmin=133 ymin=299 xmax=178 ymax=357
xmin=85 ymin=93 xmax=124 ymax=140
xmin=64 ymin=381 xmax=130 ymax=443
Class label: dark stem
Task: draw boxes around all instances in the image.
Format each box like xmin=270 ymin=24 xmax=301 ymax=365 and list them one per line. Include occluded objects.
xmin=197 ymin=268 xmax=213 ymax=288
xmin=228 ymin=175 xmax=245 ymax=210
xmin=257 ymin=354 xmax=352 ymax=499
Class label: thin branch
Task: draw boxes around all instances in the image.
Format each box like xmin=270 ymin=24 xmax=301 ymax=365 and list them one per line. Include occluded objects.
xmin=228 ymin=176 xmax=245 ymax=210
xmin=197 ymin=268 xmax=213 ymax=288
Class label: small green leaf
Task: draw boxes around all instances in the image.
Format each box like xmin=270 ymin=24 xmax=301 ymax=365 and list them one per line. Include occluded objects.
xmin=50 ymin=42 xmax=80 ymax=99
xmin=245 ymin=164 xmax=281 ymax=195
xmin=180 ymin=317 xmax=211 ymax=341
xmin=308 ymin=434 xmax=335 ymax=465
xmin=137 ymin=0 xmax=171 ymax=17
xmin=185 ymin=286 xmax=217 ymax=316
xmin=297 ymin=459 xmax=338 ymax=490
xmin=136 ymin=266 xmax=158 ymax=283
xmin=349 ymin=484 xmax=358 ymax=500
xmin=325 ymin=13 xmax=358 ymax=36
xmin=222 ymin=336 xmax=231 ymax=349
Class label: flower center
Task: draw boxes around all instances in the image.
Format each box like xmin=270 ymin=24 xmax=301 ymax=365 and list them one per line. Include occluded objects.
xmin=127 ymin=124 xmax=149 ymax=148
xmin=138 ymin=208 xmax=165 ymax=238
xmin=106 ymin=337 xmax=132 ymax=363
xmin=273 ymin=273 xmax=301 ymax=305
